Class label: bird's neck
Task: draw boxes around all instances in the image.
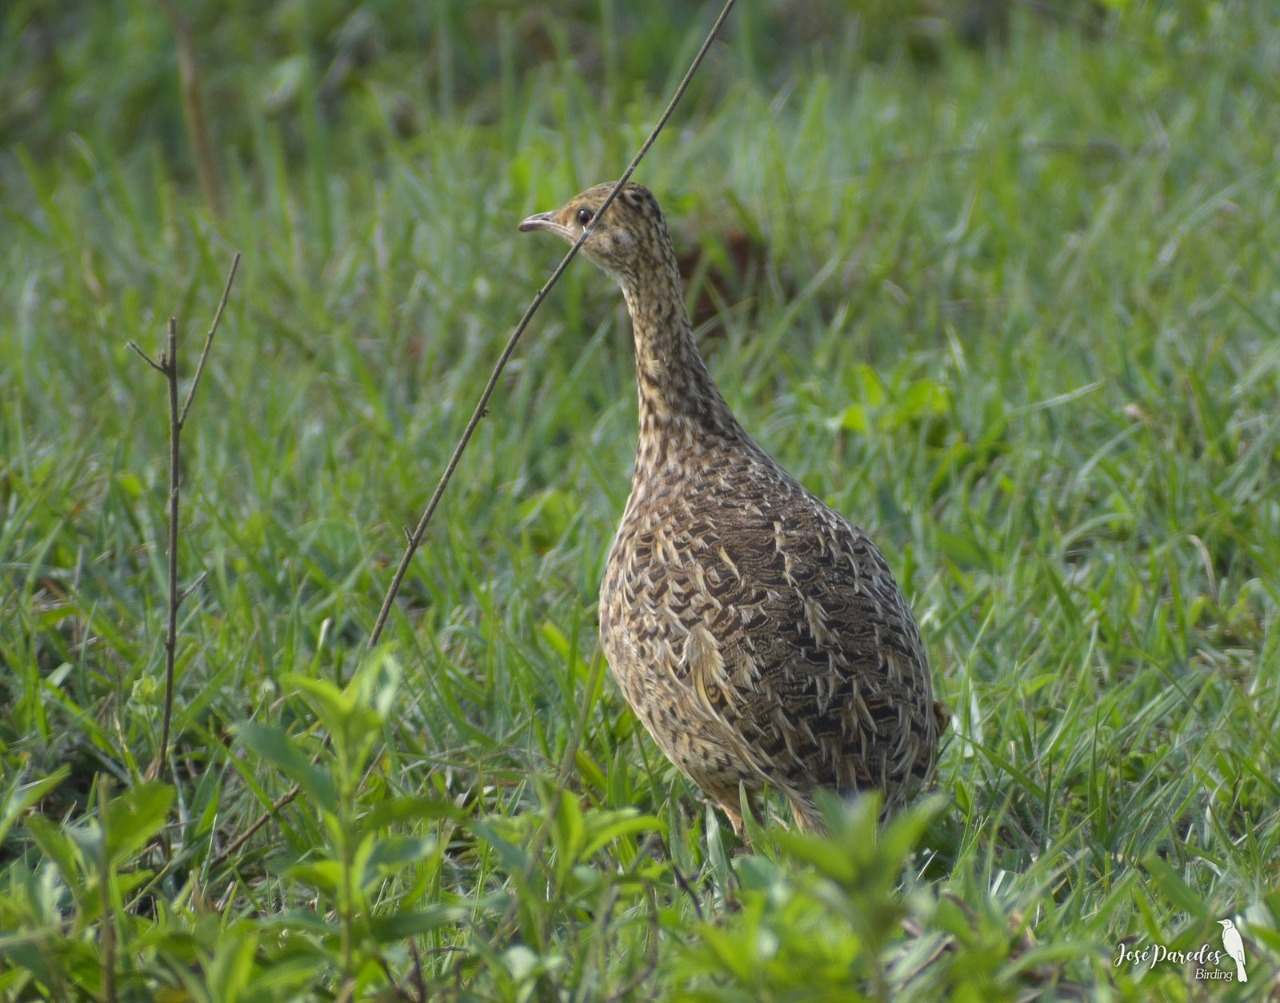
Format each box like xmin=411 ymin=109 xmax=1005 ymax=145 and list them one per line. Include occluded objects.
xmin=621 ymin=263 xmax=744 ymax=460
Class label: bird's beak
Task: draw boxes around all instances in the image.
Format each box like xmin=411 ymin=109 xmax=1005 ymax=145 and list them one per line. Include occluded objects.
xmin=518 ymin=210 xmax=571 ymax=240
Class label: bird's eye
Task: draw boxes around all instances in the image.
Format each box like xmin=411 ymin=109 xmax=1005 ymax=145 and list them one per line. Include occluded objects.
xmin=576 ymin=207 xmax=595 ymax=227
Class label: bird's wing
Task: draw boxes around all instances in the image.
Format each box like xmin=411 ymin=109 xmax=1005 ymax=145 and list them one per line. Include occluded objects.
xmin=683 ymin=483 xmax=938 ymax=798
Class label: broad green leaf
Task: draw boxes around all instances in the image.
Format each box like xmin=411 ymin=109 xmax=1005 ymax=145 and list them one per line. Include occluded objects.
xmin=573 ymin=747 xmax=606 ymax=793
xmin=1142 ymin=855 xmax=1207 ymax=919
xmin=366 ymin=906 xmax=468 ymax=942
xmin=26 ymin=814 xmax=83 ymax=890
xmin=580 ymin=810 xmax=663 ymax=860
xmin=550 ymin=786 xmax=585 ymax=865
xmin=470 ymin=820 xmax=529 ymax=874
xmin=235 ymin=722 xmax=338 ymax=815
xmin=104 ymin=781 xmax=174 ymax=865
xmin=358 ymin=794 xmax=461 ymax=834
xmin=877 ymin=796 xmax=948 ymax=867
xmin=0 ymin=768 xmax=69 ymax=846
xmin=771 ymin=828 xmax=855 ymax=885
xmin=362 ymin=835 xmax=437 ymax=883
xmin=284 ymin=859 xmax=343 ymax=896
xmin=259 ymin=909 xmax=342 ymax=936
xmin=204 ymin=926 xmax=258 ymax=1003
xmin=286 ymin=674 xmax=357 ymax=724
xmin=287 ymin=674 xmax=383 ymax=767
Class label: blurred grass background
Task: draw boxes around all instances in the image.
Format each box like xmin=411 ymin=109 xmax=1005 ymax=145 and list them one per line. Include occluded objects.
xmin=2 ymin=0 xmax=1278 ymax=999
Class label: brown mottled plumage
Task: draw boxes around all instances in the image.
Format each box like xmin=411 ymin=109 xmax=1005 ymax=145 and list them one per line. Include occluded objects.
xmin=520 ymin=182 xmax=943 ymax=835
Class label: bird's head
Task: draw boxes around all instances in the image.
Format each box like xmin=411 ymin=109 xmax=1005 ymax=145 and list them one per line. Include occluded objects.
xmin=1219 ymin=919 xmax=1234 ymax=929
xmin=519 ymin=182 xmax=673 ymax=284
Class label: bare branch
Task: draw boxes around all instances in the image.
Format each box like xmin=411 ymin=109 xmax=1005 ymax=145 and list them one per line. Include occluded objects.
xmin=154 ymin=316 xmax=181 ymax=780
xmin=212 ymin=783 xmax=303 ymax=872
xmin=127 ymin=341 xmax=166 ymax=373
xmin=179 ymin=252 xmax=240 ymax=428
xmin=133 ymin=257 xmax=240 ymax=782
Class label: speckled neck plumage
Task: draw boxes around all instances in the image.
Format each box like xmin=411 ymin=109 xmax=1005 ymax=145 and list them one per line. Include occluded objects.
xmin=616 ymin=223 xmax=749 ymax=476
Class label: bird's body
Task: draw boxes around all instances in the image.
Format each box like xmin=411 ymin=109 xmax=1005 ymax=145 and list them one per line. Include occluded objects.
xmin=521 ymin=182 xmax=943 ymax=834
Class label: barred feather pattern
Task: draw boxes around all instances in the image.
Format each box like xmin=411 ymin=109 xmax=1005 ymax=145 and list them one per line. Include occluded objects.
xmin=521 ymin=183 xmax=943 ymax=835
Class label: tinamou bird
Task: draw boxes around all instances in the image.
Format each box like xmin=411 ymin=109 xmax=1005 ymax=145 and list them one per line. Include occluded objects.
xmin=520 ymin=182 xmax=944 ymax=837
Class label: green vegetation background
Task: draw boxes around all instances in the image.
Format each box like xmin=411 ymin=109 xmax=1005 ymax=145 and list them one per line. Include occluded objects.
xmin=1 ymin=0 xmax=1277 ymax=999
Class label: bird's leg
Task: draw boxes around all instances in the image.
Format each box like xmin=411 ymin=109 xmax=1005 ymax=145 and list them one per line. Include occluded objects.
xmin=714 ymin=785 xmax=770 ymax=850
xmin=715 ymin=799 xmax=746 ymax=844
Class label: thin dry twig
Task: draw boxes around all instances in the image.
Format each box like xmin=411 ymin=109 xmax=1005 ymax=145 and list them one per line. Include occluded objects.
xmin=181 ymin=257 xmax=240 ymax=426
xmin=211 ymin=782 xmax=303 ymax=871
xmin=130 ymin=253 xmax=241 ymax=781
xmin=367 ymin=0 xmax=739 ymax=648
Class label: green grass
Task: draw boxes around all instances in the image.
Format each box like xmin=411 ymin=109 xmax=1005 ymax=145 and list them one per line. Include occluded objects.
xmin=2 ymin=1 xmax=1278 ymax=999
